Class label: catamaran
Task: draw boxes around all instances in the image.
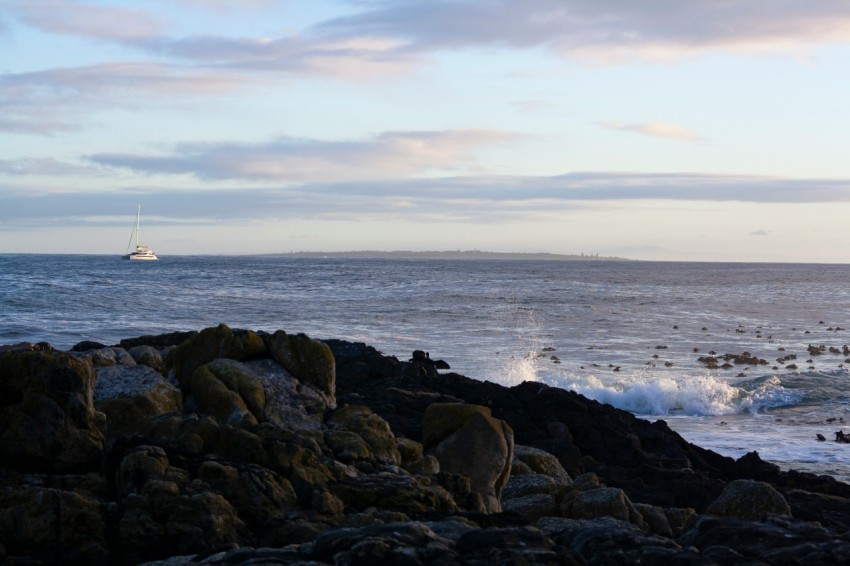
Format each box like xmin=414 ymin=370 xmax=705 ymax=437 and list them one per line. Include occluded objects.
xmin=124 ymin=205 xmax=158 ymax=261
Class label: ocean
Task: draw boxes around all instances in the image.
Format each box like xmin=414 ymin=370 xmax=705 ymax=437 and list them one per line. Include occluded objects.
xmin=3 ymin=254 xmax=850 ymax=481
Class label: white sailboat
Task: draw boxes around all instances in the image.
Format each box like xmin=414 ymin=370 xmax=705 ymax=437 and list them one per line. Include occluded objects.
xmin=124 ymin=205 xmax=158 ymax=261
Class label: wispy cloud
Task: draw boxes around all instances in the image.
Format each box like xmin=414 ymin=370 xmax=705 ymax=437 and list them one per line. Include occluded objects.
xmin=0 ymin=157 xmax=99 ymax=176
xmin=598 ymin=121 xmax=704 ymax=142
xmin=5 ymin=172 xmax=850 ymax=229
xmin=318 ymin=0 xmax=850 ymax=63
xmin=0 ymin=63 xmax=258 ymax=135
xmin=8 ymin=0 xmax=167 ymax=42
xmin=89 ymin=130 xmax=518 ymax=182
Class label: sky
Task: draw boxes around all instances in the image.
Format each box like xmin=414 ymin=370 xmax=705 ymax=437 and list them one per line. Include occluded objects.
xmin=2 ymin=0 xmax=850 ymax=261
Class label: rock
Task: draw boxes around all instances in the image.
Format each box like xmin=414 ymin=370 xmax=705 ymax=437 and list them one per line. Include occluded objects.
xmin=0 ymin=484 xmax=109 ymax=565
xmin=94 ymin=364 xmax=182 ymax=444
xmin=513 ymin=444 xmax=572 ymax=485
xmin=5 ymin=328 xmax=850 ymax=565
xmin=422 ymin=402 xmax=514 ymax=513
xmin=330 ymin=471 xmax=457 ymax=514
xmin=127 ymin=345 xmax=166 ymax=373
xmin=547 ymin=517 xmax=689 ymax=564
xmin=312 ymin=521 xmax=455 ymax=564
xmin=170 ymin=324 xmax=266 ymax=389
xmin=266 ymin=330 xmax=336 ymax=406
xmin=84 ymin=346 xmax=136 ymax=368
xmin=502 ymin=492 xmax=559 ymax=522
xmin=704 ymin=479 xmax=792 ymax=520
xmin=326 ymin=405 xmax=401 ymax=469
xmin=246 ymin=359 xmax=331 ymax=433
xmin=561 ymin=486 xmax=648 ymax=530
xmin=189 ymin=359 xmax=266 ymax=427
xmin=0 ymin=350 xmax=106 ymax=472
xmin=455 ymin=525 xmax=575 ymax=564
xmin=196 ymin=460 xmax=297 ymax=530
xmin=71 ymin=340 xmax=108 ymax=351
xmin=680 ymin=514 xmax=850 ymax=564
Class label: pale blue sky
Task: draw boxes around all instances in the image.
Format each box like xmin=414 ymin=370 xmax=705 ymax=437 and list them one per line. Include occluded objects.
xmin=2 ymin=0 xmax=850 ymax=261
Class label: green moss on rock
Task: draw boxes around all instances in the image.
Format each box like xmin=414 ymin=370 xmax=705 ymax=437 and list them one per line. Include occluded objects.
xmin=267 ymin=330 xmax=336 ymax=402
xmin=170 ymin=324 xmax=267 ymax=390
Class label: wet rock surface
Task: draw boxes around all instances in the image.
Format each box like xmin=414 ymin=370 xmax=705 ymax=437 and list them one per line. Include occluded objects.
xmin=1 ymin=325 xmax=850 ymax=564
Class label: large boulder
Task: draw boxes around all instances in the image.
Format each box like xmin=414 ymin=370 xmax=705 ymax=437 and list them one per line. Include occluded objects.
xmin=704 ymin=479 xmax=792 ymax=520
xmin=170 ymin=324 xmax=266 ymax=389
xmin=422 ymin=403 xmax=514 ymax=513
xmin=266 ymin=330 xmax=336 ymax=407
xmin=94 ymin=364 xmax=182 ymax=444
xmin=0 ymin=351 xmax=106 ymax=472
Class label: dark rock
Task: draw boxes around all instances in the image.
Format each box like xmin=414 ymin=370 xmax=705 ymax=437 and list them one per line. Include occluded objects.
xmin=3 ymin=327 xmax=850 ymax=565
xmin=0 ymin=350 xmax=106 ymax=473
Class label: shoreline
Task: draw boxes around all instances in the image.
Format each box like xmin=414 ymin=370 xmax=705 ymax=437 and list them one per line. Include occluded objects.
xmin=2 ymin=324 xmax=850 ymax=563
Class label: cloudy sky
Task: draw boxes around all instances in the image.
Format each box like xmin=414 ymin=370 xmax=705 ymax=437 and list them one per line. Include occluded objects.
xmin=2 ymin=0 xmax=850 ymax=261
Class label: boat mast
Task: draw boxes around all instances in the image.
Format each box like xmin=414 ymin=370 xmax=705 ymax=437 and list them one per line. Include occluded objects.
xmin=135 ymin=205 xmax=142 ymax=248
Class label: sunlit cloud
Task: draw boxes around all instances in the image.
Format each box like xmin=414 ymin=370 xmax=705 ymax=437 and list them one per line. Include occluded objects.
xmin=598 ymin=121 xmax=704 ymax=142
xmin=89 ymin=130 xmax=519 ymax=182
xmin=318 ymin=0 xmax=850 ymax=63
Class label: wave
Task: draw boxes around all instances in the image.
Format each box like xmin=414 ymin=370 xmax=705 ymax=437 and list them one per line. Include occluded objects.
xmin=549 ymin=370 xmax=804 ymax=417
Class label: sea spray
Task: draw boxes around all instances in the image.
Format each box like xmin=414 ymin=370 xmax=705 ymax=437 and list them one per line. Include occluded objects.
xmin=548 ymin=368 xmax=806 ymax=417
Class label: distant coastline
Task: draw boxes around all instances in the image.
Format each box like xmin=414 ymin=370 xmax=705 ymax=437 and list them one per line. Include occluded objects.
xmin=274 ymin=249 xmax=631 ymax=261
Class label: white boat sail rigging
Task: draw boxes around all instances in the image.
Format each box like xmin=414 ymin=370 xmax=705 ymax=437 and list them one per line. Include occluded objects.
xmin=124 ymin=205 xmax=158 ymax=261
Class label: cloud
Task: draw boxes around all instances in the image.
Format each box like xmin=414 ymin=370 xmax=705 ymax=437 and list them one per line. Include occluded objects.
xmin=598 ymin=121 xmax=704 ymax=142
xmin=89 ymin=130 xmax=518 ymax=182
xmin=8 ymin=0 xmax=166 ymax=42
xmin=0 ymin=157 xmax=99 ymax=176
xmin=5 ymin=171 xmax=850 ymax=230
xmin=318 ymin=0 xmax=850 ymax=62
xmin=750 ymin=229 xmax=770 ymax=236
xmin=0 ymin=63 xmax=257 ymax=135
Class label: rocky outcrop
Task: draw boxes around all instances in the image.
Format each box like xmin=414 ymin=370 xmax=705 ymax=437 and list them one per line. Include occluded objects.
xmin=422 ymin=403 xmax=514 ymax=512
xmin=0 ymin=350 xmax=106 ymax=473
xmin=2 ymin=327 xmax=850 ymax=565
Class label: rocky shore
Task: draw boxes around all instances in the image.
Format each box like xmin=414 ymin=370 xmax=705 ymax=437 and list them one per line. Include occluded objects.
xmin=2 ymin=324 xmax=850 ymax=565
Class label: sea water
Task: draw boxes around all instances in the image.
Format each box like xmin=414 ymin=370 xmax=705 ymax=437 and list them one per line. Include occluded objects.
xmin=3 ymin=254 xmax=850 ymax=481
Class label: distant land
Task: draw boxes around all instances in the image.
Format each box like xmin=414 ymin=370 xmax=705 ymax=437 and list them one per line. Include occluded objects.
xmin=276 ymin=250 xmax=631 ymax=261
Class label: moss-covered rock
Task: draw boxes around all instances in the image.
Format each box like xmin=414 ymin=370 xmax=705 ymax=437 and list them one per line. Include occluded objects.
xmin=0 ymin=350 xmax=106 ymax=473
xmin=267 ymin=330 xmax=336 ymax=406
xmin=207 ymin=359 xmax=265 ymax=416
xmin=189 ymin=359 xmax=266 ymax=428
xmin=190 ymin=364 xmax=256 ymax=426
xmin=327 ymin=405 xmax=401 ymax=468
xmin=170 ymin=324 xmax=267 ymax=389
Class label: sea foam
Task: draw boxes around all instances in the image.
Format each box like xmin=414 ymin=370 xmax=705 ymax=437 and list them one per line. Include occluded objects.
xmin=552 ymin=370 xmax=802 ymax=417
